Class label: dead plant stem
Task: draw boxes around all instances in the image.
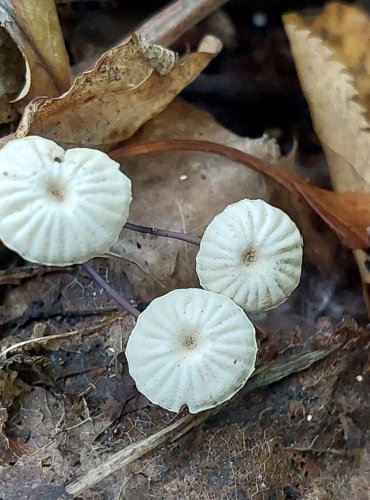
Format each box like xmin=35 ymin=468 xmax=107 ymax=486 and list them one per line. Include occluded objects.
xmin=125 ymin=0 xmax=231 ymax=47
xmin=0 ymin=314 xmax=121 ymax=359
xmin=65 ymin=346 xmax=337 ymax=496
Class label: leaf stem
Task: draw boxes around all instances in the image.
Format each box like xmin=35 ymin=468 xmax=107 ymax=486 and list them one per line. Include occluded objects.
xmin=82 ymin=263 xmax=140 ymax=319
xmin=110 ymin=139 xmax=303 ymax=198
xmin=124 ymin=222 xmax=201 ymax=246
xmin=110 ymin=138 xmax=370 ymax=249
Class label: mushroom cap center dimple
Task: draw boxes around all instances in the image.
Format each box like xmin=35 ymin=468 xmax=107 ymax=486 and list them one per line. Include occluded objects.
xmin=45 ymin=178 xmax=68 ymax=203
xmin=243 ymin=248 xmax=257 ymax=265
xmin=182 ymin=333 xmax=198 ymax=350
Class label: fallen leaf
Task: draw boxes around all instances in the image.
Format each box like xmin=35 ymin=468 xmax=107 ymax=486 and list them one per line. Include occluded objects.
xmin=0 ymin=273 xmax=66 ymax=329
xmin=16 ymin=34 xmax=222 ymax=148
xmin=110 ymin=99 xmax=277 ymax=302
xmin=283 ymin=5 xmax=370 ymax=314
xmin=2 ymin=387 xmax=68 ymax=479
xmin=0 ymin=455 xmax=69 ymax=500
xmin=0 ymin=407 xmax=8 ymax=459
xmin=0 ymin=263 xmax=126 ymax=330
xmin=267 ymin=143 xmax=339 ymax=272
xmin=0 ymin=27 xmax=25 ymax=123
xmin=0 ymin=369 xmax=27 ymax=408
xmin=9 ymin=386 xmax=64 ymax=450
xmin=0 ymin=0 xmax=71 ymax=105
xmin=311 ymin=2 xmax=370 ymax=118
xmin=0 ymin=370 xmax=30 ymax=459
xmin=113 ymin=137 xmax=370 ymax=250
xmin=284 ymin=11 xmax=370 ymax=191
xmin=344 ymin=450 xmax=370 ymax=500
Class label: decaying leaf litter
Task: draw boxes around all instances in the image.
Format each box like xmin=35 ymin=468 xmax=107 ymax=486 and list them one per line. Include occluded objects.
xmin=0 ymin=1 xmax=369 ymax=498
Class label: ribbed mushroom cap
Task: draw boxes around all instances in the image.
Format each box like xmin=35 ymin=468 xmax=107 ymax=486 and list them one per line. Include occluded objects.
xmin=196 ymin=199 xmax=303 ymax=314
xmin=126 ymin=288 xmax=257 ymax=413
xmin=0 ymin=136 xmax=132 ymax=266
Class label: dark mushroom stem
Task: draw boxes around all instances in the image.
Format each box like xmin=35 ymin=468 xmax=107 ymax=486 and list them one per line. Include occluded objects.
xmin=124 ymin=222 xmax=201 ymax=246
xmin=82 ymin=263 xmax=140 ymax=319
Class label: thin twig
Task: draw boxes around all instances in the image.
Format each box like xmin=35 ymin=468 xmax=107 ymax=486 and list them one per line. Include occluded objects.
xmin=0 ymin=313 xmax=122 ymax=359
xmin=0 ymin=264 xmax=75 ymax=286
xmin=124 ymin=222 xmax=201 ymax=246
xmin=2 ymin=305 xmax=119 ymax=330
xmin=65 ymin=346 xmax=337 ymax=497
xmin=123 ymin=0 xmax=231 ymax=47
xmin=82 ymin=263 xmax=140 ymax=319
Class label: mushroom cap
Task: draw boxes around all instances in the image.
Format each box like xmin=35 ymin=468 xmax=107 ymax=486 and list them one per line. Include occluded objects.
xmin=196 ymin=199 xmax=303 ymax=314
xmin=126 ymin=288 xmax=257 ymax=413
xmin=0 ymin=136 xmax=132 ymax=266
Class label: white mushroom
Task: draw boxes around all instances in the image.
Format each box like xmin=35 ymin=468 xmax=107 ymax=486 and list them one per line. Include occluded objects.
xmin=0 ymin=136 xmax=132 ymax=266
xmin=126 ymin=288 xmax=257 ymax=413
xmin=196 ymin=199 xmax=303 ymax=314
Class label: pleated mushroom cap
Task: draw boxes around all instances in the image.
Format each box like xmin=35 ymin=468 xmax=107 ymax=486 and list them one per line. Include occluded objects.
xmin=126 ymin=288 xmax=257 ymax=413
xmin=196 ymin=199 xmax=303 ymax=314
xmin=0 ymin=136 xmax=132 ymax=266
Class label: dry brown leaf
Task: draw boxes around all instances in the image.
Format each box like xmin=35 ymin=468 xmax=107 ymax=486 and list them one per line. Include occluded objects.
xmin=115 ymin=138 xmax=370 ymax=251
xmin=10 ymin=387 xmax=64 ymax=450
xmin=16 ymin=34 xmax=222 ymax=149
xmin=284 ymin=12 xmax=370 ymax=190
xmin=0 ymin=387 xmax=67 ymax=493
xmin=0 ymin=407 xmax=8 ymax=459
xmin=292 ymin=184 xmax=370 ymax=251
xmin=0 ymin=27 xmax=24 ymax=123
xmin=0 ymin=370 xmax=27 ymax=408
xmin=284 ymin=6 xmax=370 ymax=314
xmin=110 ymin=99 xmax=277 ymax=302
xmin=310 ymin=2 xmax=370 ymax=117
xmin=0 ymin=0 xmax=71 ymax=105
xmin=0 ymin=455 xmax=69 ymax=499
xmin=267 ymin=142 xmax=339 ymax=272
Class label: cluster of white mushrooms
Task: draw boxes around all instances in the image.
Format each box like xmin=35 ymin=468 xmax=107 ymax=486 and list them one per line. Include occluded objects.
xmin=0 ymin=136 xmax=303 ymax=414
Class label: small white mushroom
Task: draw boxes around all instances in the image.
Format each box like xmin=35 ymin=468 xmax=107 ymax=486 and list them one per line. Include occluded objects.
xmin=196 ymin=199 xmax=303 ymax=314
xmin=0 ymin=136 xmax=132 ymax=266
xmin=125 ymin=288 xmax=257 ymax=413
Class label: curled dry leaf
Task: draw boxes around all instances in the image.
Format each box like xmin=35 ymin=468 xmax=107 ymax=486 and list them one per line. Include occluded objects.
xmin=268 ymin=145 xmax=340 ymax=272
xmin=310 ymin=2 xmax=370 ymax=117
xmin=284 ymin=5 xmax=370 ymax=313
xmin=284 ymin=10 xmax=370 ymax=191
xmin=0 ymin=0 xmax=71 ymax=105
xmin=110 ymin=99 xmax=277 ymax=302
xmin=0 ymin=28 xmax=24 ymax=124
xmin=115 ymin=138 xmax=370 ymax=251
xmin=16 ymin=34 xmax=222 ymax=148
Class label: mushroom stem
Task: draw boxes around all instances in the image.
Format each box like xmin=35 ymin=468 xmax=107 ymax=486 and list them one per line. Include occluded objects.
xmin=124 ymin=222 xmax=201 ymax=246
xmin=82 ymin=263 xmax=140 ymax=319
